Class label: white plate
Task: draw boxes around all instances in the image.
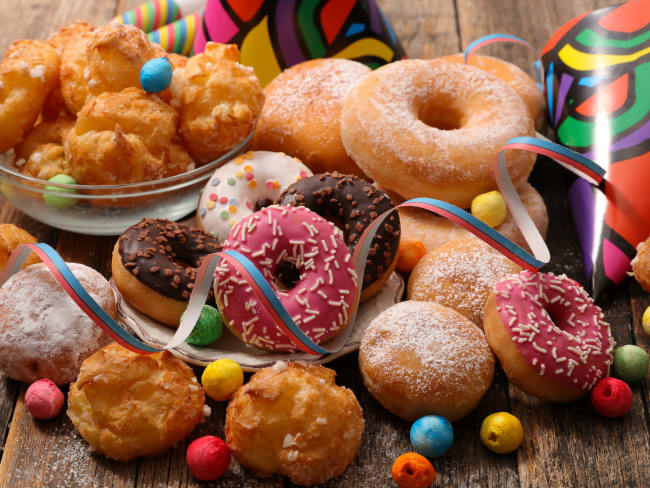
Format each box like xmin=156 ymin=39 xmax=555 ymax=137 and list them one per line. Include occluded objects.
xmin=111 ymin=272 xmax=404 ymax=371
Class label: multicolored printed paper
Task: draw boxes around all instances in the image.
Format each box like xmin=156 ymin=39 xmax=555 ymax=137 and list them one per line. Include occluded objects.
xmin=148 ymin=11 xmax=202 ymax=54
xmin=113 ymin=0 xmax=203 ymax=33
xmin=542 ymin=0 xmax=650 ymax=299
xmin=193 ymin=0 xmax=407 ymax=86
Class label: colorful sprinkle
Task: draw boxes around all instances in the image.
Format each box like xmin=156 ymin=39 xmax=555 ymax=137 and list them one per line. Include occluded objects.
xmin=220 ymin=210 xmax=229 ymax=220
xmin=229 ymin=219 xmax=237 ymax=228
xmin=245 ymin=200 xmax=252 ymax=209
xmin=209 ymin=193 xmax=218 ymax=201
xmin=245 ymin=172 xmax=254 ymax=181
xmin=228 ymin=205 xmax=237 ymax=214
xmin=248 ymin=180 xmax=257 ymax=189
xmin=266 ymin=180 xmax=275 ymax=190
xmin=235 ymin=156 xmax=245 ymax=165
xmin=235 ymin=170 xmax=244 ymax=179
xmin=206 ymin=201 xmax=215 ymax=210
xmin=299 ymin=170 xmax=308 ymax=178
xmin=219 ymin=196 xmax=228 ymax=204
xmin=229 ymin=198 xmax=238 ymax=206
xmin=210 ymin=178 xmax=220 ymax=186
xmin=243 ymin=165 xmax=253 ymax=173
xmin=199 ymin=207 xmax=207 ymax=217
xmin=227 ymin=178 xmax=236 ymax=185
xmin=243 ymin=151 xmax=254 ymax=159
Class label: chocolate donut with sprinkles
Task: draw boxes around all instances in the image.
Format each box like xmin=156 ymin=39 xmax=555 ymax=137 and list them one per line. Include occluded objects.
xmin=483 ymin=270 xmax=615 ymax=402
xmin=111 ymin=219 xmax=222 ymax=327
xmin=276 ymin=172 xmax=400 ymax=302
xmin=214 ymin=205 xmax=358 ymax=352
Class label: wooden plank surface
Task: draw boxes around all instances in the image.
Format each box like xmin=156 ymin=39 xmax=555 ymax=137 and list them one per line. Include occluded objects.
xmin=1 ymin=0 xmax=649 ymax=487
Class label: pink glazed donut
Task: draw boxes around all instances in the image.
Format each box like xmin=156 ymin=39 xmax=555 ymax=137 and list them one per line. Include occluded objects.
xmin=483 ymin=270 xmax=615 ymax=403
xmin=214 ymin=205 xmax=358 ymax=352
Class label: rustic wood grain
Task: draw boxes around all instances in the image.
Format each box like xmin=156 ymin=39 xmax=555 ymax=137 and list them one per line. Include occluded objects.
xmin=455 ymin=2 xmax=650 ymax=487
xmin=1 ymin=0 xmax=650 ymax=487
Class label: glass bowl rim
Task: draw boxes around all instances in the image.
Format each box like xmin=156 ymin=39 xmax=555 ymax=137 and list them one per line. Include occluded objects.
xmin=0 ymin=129 xmax=254 ymax=192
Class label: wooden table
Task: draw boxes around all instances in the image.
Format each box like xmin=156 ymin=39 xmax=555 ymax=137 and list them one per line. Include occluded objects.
xmin=1 ymin=0 xmax=649 ymax=486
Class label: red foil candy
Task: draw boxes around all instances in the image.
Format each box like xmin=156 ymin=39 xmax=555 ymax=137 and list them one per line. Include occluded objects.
xmin=590 ymin=377 xmax=633 ymax=418
xmin=186 ymin=435 xmax=231 ymax=481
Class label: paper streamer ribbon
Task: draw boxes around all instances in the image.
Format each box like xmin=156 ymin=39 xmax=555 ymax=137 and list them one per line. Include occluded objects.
xmin=464 ymin=33 xmax=544 ymax=91
xmin=113 ymin=0 xmax=204 ymax=33
xmin=0 ymin=139 xmax=606 ymax=356
xmin=148 ymin=10 xmax=202 ymax=55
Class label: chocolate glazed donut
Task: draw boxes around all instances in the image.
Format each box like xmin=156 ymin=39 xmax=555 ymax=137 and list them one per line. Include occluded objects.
xmin=111 ymin=219 xmax=222 ymax=327
xmin=276 ymin=172 xmax=400 ymax=301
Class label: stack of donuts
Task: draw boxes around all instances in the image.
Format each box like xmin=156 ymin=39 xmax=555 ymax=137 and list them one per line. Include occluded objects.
xmin=0 ymin=26 xmax=632 ymax=487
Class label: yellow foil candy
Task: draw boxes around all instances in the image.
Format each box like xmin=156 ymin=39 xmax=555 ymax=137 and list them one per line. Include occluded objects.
xmin=201 ymin=358 xmax=244 ymax=402
xmin=643 ymin=306 xmax=650 ymax=336
xmin=471 ymin=191 xmax=507 ymax=228
xmin=480 ymin=412 xmax=524 ymax=454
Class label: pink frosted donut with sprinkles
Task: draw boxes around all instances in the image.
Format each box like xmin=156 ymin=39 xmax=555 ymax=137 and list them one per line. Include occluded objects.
xmin=483 ymin=270 xmax=615 ymax=403
xmin=213 ymin=205 xmax=358 ymax=352
xmin=197 ymin=151 xmax=312 ymax=242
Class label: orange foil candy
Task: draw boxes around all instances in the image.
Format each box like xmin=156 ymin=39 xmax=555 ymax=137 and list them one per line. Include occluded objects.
xmin=391 ymin=452 xmax=436 ymax=488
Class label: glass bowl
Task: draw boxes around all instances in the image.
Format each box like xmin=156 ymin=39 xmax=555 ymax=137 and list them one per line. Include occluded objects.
xmin=0 ymin=131 xmax=253 ymax=235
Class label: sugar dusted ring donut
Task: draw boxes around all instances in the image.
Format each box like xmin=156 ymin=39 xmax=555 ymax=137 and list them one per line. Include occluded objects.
xmin=483 ymin=270 xmax=615 ymax=402
xmin=214 ymin=205 xmax=358 ymax=352
xmin=340 ymin=59 xmax=536 ymax=208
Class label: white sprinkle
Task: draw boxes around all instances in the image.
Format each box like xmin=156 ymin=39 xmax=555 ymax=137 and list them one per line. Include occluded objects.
xmin=273 ymin=361 xmax=288 ymax=372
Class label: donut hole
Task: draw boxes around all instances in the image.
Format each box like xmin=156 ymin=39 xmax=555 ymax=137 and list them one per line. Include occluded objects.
xmin=275 ymin=261 xmax=300 ymax=290
xmin=418 ymin=101 xmax=464 ymax=131
xmin=543 ymin=302 xmax=572 ymax=331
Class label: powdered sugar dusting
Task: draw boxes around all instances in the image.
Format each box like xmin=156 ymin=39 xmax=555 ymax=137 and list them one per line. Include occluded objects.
xmin=360 ymin=301 xmax=494 ymax=397
xmin=259 ymin=59 xmax=370 ymax=143
xmin=341 ymin=59 xmax=534 ymax=182
xmin=0 ymin=263 xmax=113 ymax=385
xmin=408 ymin=239 xmax=519 ymax=326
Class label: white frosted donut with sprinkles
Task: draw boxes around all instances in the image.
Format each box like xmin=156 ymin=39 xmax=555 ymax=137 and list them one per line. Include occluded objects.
xmin=483 ymin=270 xmax=615 ymax=403
xmin=197 ymin=151 xmax=312 ymax=242
xmin=214 ymin=205 xmax=358 ymax=352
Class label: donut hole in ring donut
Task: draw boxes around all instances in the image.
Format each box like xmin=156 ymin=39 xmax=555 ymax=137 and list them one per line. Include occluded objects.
xmin=418 ymin=98 xmax=465 ymax=131
xmin=275 ymin=260 xmax=301 ymax=290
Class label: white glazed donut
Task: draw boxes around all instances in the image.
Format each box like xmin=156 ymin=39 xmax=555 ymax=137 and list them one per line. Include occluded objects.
xmin=197 ymin=151 xmax=313 ymax=242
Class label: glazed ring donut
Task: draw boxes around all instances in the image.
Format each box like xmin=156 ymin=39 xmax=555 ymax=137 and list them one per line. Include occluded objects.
xmin=341 ymin=59 xmax=536 ymax=208
xmin=197 ymin=150 xmax=312 ymax=242
xmin=214 ymin=206 xmax=358 ymax=352
xmin=251 ymin=58 xmax=371 ymax=177
xmin=631 ymin=235 xmax=650 ymax=292
xmin=483 ymin=270 xmax=615 ymax=402
xmin=439 ymin=54 xmax=546 ymax=130
xmin=276 ymin=172 xmax=400 ymax=302
xmin=112 ymin=219 xmax=222 ymax=327
xmin=396 ymin=182 xmax=548 ymax=253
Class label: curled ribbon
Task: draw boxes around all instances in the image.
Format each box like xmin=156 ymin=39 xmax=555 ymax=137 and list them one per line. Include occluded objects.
xmin=464 ymin=33 xmax=544 ymax=91
xmin=0 ymin=138 xmax=605 ymax=356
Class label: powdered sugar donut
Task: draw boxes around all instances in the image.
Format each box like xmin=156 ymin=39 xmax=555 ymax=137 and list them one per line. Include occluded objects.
xmin=251 ymin=58 xmax=371 ymax=177
xmin=197 ymin=151 xmax=312 ymax=242
xmin=439 ymin=54 xmax=546 ymax=130
xmin=395 ymin=182 xmax=548 ymax=253
xmin=359 ymin=301 xmax=495 ymax=421
xmin=408 ymin=238 xmax=521 ymax=327
xmin=214 ymin=206 xmax=358 ymax=352
xmin=483 ymin=270 xmax=615 ymax=402
xmin=341 ymin=59 xmax=536 ymax=208
xmin=0 ymin=263 xmax=114 ymax=385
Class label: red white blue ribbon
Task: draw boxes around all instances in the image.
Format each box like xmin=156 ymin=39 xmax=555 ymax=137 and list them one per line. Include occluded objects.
xmin=0 ymin=138 xmax=606 ymax=356
xmin=464 ymin=33 xmax=544 ymax=91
